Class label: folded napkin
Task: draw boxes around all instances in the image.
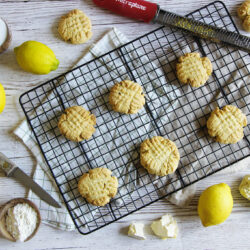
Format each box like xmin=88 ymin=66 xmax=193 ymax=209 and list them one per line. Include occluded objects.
xmin=14 ymin=28 xmax=250 ymax=231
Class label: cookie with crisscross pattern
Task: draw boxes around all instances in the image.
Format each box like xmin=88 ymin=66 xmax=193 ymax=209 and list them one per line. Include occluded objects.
xmin=207 ymin=105 xmax=247 ymax=144
xmin=238 ymin=1 xmax=250 ymax=32
xmin=58 ymin=9 xmax=92 ymax=44
xmin=140 ymin=136 xmax=180 ymax=176
xmin=78 ymin=168 xmax=118 ymax=206
xmin=109 ymin=80 xmax=145 ymax=114
xmin=176 ymin=52 xmax=213 ymax=87
xmin=237 ymin=0 xmax=250 ymax=20
xmin=58 ymin=106 xmax=96 ymax=142
xmin=243 ymin=15 xmax=250 ymax=32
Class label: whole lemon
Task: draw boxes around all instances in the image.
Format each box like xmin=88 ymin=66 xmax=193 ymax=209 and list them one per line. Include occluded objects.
xmin=0 ymin=83 xmax=6 ymax=114
xmin=14 ymin=41 xmax=59 ymax=74
xmin=198 ymin=183 xmax=233 ymax=227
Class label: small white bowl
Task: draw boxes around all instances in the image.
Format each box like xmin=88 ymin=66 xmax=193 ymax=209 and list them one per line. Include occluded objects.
xmin=0 ymin=198 xmax=41 ymax=242
xmin=0 ymin=17 xmax=11 ymax=54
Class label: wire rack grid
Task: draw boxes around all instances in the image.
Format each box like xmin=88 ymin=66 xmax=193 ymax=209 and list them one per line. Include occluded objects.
xmin=20 ymin=1 xmax=250 ymax=234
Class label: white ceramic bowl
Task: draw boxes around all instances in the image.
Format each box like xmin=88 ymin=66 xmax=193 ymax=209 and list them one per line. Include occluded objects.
xmin=0 ymin=198 xmax=41 ymax=242
xmin=0 ymin=17 xmax=11 ymax=53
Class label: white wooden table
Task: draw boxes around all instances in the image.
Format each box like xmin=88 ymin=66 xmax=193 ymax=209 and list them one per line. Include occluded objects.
xmin=0 ymin=0 xmax=249 ymax=249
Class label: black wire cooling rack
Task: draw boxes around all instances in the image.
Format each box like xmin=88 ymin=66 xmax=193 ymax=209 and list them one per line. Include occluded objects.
xmin=20 ymin=1 xmax=250 ymax=234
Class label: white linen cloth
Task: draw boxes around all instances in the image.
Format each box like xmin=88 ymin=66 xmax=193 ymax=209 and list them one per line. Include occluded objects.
xmin=14 ymin=28 xmax=250 ymax=231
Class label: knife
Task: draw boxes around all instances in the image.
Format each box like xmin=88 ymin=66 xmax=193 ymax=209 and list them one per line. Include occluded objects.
xmin=0 ymin=152 xmax=61 ymax=208
xmin=93 ymin=0 xmax=250 ymax=53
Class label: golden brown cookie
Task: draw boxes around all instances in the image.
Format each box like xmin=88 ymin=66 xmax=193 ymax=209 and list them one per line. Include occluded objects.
xmin=140 ymin=136 xmax=180 ymax=176
xmin=237 ymin=1 xmax=250 ymax=32
xmin=58 ymin=9 xmax=92 ymax=44
xmin=109 ymin=80 xmax=145 ymax=114
xmin=243 ymin=15 xmax=250 ymax=32
xmin=238 ymin=1 xmax=250 ymax=20
xmin=176 ymin=52 xmax=213 ymax=87
xmin=58 ymin=106 xmax=96 ymax=142
xmin=78 ymin=168 xmax=118 ymax=206
xmin=207 ymin=105 xmax=247 ymax=144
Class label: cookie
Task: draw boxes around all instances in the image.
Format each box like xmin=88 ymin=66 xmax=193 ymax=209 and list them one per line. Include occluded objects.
xmin=109 ymin=80 xmax=145 ymax=114
xmin=58 ymin=106 xmax=96 ymax=142
xmin=237 ymin=1 xmax=250 ymax=20
xmin=176 ymin=52 xmax=213 ymax=87
xmin=243 ymin=15 xmax=250 ymax=32
xmin=78 ymin=168 xmax=118 ymax=206
xmin=238 ymin=1 xmax=250 ymax=32
xmin=58 ymin=9 xmax=92 ymax=44
xmin=207 ymin=105 xmax=247 ymax=144
xmin=140 ymin=136 xmax=180 ymax=176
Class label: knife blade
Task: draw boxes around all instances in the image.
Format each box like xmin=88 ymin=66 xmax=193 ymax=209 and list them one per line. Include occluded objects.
xmin=93 ymin=0 xmax=250 ymax=53
xmin=0 ymin=152 xmax=61 ymax=208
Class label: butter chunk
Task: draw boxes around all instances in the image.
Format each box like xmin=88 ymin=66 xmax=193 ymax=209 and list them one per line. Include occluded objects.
xmin=239 ymin=175 xmax=250 ymax=200
xmin=151 ymin=214 xmax=178 ymax=240
xmin=128 ymin=222 xmax=146 ymax=240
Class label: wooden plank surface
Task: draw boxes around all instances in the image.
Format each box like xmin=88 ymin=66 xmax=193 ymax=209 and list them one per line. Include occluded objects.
xmin=0 ymin=0 xmax=249 ymax=249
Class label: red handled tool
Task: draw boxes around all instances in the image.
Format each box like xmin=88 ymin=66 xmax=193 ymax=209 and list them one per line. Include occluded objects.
xmin=93 ymin=0 xmax=250 ymax=53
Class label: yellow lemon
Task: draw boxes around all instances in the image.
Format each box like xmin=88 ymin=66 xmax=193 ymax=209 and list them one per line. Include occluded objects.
xmin=0 ymin=83 xmax=6 ymax=114
xmin=198 ymin=183 xmax=233 ymax=227
xmin=14 ymin=41 xmax=59 ymax=74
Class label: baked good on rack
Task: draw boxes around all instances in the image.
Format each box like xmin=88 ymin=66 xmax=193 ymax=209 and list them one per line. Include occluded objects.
xmin=58 ymin=9 xmax=92 ymax=44
xmin=176 ymin=52 xmax=213 ymax=87
xmin=109 ymin=80 xmax=145 ymax=114
xmin=78 ymin=168 xmax=118 ymax=206
xmin=243 ymin=15 xmax=250 ymax=32
xmin=238 ymin=1 xmax=250 ymax=20
xmin=140 ymin=136 xmax=180 ymax=176
xmin=238 ymin=1 xmax=250 ymax=32
xmin=207 ymin=105 xmax=247 ymax=144
xmin=58 ymin=106 xmax=96 ymax=142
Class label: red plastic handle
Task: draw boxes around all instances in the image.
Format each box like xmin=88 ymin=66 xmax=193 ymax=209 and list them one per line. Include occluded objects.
xmin=93 ymin=0 xmax=158 ymax=23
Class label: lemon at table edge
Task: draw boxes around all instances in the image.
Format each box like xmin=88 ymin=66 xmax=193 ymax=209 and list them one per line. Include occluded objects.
xmin=0 ymin=83 xmax=6 ymax=114
xmin=198 ymin=183 xmax=233 ymax=227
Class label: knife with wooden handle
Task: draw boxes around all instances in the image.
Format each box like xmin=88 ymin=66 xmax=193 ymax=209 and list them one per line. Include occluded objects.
xmin=0 ymin=152 xmax=61 ymax=208
xmin=93 ymin=0 xmax=250 ymax=53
